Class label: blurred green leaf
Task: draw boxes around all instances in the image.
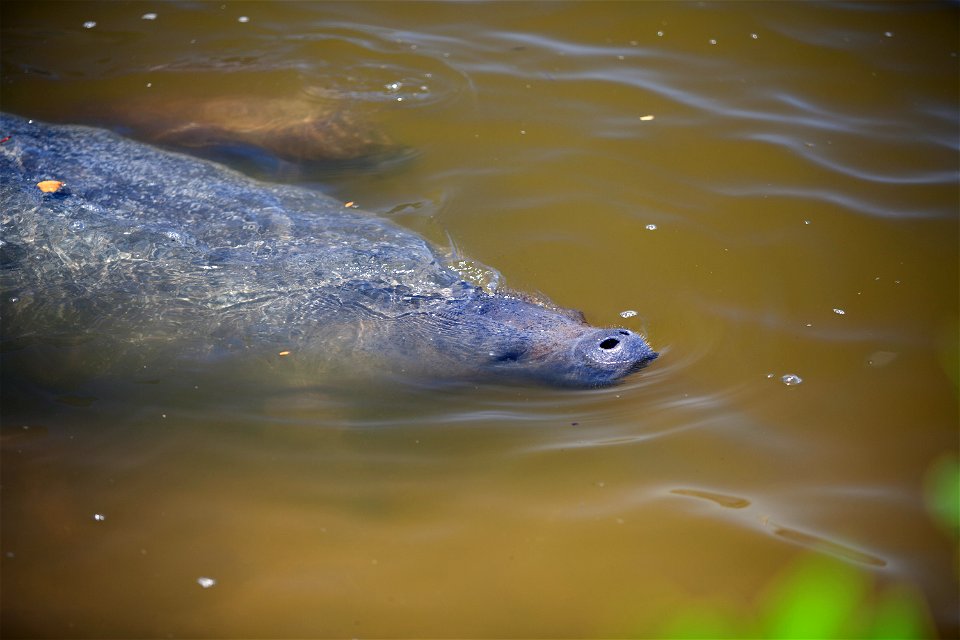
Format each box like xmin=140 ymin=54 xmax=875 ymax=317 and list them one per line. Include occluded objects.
xmin=925 ymin=453 xmax=960 ymax=532
xmin=762 ymin=556 xmax=868 ymax=638
xmin=868 ymin=583 xmax=932 ymax=639
xmin=657 ymin=606 xmax=741 ymax=639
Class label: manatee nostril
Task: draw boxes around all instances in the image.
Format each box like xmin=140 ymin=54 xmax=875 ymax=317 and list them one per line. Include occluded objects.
xmin=599 ymin=338 xmax=620 ymax=350
xmin=618 ymin=330 xmax=630 ymax=336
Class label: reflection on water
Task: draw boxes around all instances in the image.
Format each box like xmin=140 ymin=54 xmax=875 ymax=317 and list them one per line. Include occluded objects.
xmin=767 ymin=524 xmax=887 ymax=568
xmin=1 ymin=1 xmax=957 ymax=638
xmin=670 ymin=488 xmax=751 ymax=509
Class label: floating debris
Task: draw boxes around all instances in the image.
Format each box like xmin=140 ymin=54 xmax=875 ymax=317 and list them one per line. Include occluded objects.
xmin=781 ymin=374 xmax=803 ymax=386
xmin=141 ymin=13 xmax=157 ymax=20
xmin=93 ymin=513 xmax=106 ymax=522
xmin=37 ymin=180 xmax=65 ymax=193
xmin=867 ymin=351 xmax=898 ymax=368
xmin=197 ymin=576 xmax=217 ymax=589
xmin=82 ymin=21 xmax=97 ymax=29
xmin=620 ymin=310 xmax=638 ymax=319
xmin=833 ymin=308 xmax=846 ymax=315
xmin=645 ymin=224 xmax=657 ymax=231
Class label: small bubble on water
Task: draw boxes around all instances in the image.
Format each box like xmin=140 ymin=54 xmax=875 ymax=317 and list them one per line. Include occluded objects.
xmin=709 ymin=39 xmax=718 ymax=45
xmin=82 ymin=21 xmax=97 ymax=29
xmin=751 ymin=33 xmax=759 ymax=40
xmin=884 ymin=31 xmax=894 ymax=38
xmin=93 ymin=513 xmax=106 ymax=522
xmin=656 ymin=30 xmax=665 ymax=37
xmin=781 ymin=374 xmax=803 ymax=386
xmin=620 ymin=310 xmax=638 ymax=318
xmin=197 ymin=577 xmax=216 ymax=589
xmin=141 ymin=13 xmax=157 ymax=20
xmin=766 ymin=373 xmax=775 ymax=379
xmin=237 ymin=16 xmax=249 ymax=23
xmin=645 ymin=224 xmax=657 ymax=231
xmin=833 ymin=308 xmax=846 ymax=315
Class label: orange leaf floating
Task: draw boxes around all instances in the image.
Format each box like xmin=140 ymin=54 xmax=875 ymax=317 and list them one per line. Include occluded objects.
xmin=37 ymin=180 xmax=65 ymax=193
xmin=278 ymin=350 xmax=291 ymax=356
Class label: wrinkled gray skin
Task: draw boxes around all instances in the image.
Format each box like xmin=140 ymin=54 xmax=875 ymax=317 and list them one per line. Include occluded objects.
xmin=0 ymin=113 xmax=657 ymax=389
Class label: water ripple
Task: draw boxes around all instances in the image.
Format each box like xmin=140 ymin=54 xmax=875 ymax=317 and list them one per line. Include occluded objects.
xmin=716 ymin=184 xmax=950 ymax=220
xmin=737 ymin=132 xmax=955 ymax=186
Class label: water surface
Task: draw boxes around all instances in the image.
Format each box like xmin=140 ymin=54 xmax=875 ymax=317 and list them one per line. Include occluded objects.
xmin=1 ymin=2 xmax=957 ymax=637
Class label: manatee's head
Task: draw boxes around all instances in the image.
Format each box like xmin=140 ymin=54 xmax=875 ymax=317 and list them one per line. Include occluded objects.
xmin=445 ymin=294 xmax=658 ymax=388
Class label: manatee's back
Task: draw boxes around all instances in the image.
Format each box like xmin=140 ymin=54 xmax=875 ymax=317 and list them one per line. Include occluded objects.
xmin=0 ymin=113 xmax=459 ymax=372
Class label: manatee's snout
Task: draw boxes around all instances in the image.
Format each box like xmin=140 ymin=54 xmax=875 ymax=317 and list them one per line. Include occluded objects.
xmin=575 ymin=327 xmax=658 ymax=383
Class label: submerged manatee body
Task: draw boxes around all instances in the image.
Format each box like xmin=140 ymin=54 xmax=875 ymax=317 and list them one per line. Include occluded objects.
xmin=0 ymin=113 xmax=657 ymax=390
xmin=81 ymin=95 xmax=406 ymax=177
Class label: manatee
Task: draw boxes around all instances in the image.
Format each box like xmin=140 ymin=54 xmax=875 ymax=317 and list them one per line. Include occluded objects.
xmin=0 ymin=112 xmax=657 ymax=392
xmin=63 ymin=94 xmax=406 ymax=177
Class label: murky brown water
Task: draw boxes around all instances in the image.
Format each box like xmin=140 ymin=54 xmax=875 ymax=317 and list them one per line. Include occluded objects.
xmin=2 ymin=2 xmax=958 ymax=638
